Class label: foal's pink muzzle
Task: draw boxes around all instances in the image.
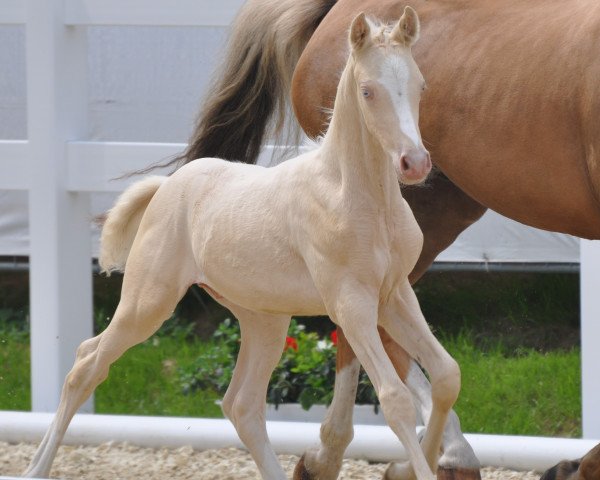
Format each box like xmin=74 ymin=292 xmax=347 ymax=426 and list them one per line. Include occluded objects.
xmin=395 ymin=148 xmax=432 ymax=185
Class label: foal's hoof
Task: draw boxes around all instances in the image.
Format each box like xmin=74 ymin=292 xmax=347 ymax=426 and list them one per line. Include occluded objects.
xmin=437 ymin=467 xmax=482 ymax=480
xmin=293 ymin=454 xmax=316 ymax=480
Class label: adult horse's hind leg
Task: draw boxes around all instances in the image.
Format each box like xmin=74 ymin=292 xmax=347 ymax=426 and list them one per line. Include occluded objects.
xmin=23 ymin=236 xmax=193 ymax=479
xmin=220 ymin=306 xmax=291 ymax=480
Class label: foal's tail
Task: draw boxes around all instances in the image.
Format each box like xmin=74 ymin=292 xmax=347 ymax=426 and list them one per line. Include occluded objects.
xmin=99 ymin=176 xmax=166 ymax=275
xmin=166 ymin=0 xmax=337 ymax=168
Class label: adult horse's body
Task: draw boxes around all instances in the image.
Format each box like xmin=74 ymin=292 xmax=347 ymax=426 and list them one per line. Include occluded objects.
xmin=293 ymin=0 xmax=600 ymax=243
xmin=23 ymin=10 xmax=459 ymax=480
xmin=168 ymin=0 xmax=600 ymax=478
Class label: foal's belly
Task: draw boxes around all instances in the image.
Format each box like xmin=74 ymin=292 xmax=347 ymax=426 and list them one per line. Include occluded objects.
xmin=198 ymin=259 xmax=326 ymax=316
xmin=193 ymin=220 xmax=326 ymax=316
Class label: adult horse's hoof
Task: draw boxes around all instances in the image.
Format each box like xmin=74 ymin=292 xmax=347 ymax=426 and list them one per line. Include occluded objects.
xmin=437 ymin=467 xmax=482 ymax=480
xmin=540 ymin=442 xmax=600 ymax=480
xmin=293 ymin=454 xmax=316 ymax=480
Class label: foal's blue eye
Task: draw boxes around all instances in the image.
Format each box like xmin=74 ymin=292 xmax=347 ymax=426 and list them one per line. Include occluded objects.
xmin=362 ymin=88 xmax=372 ymax=98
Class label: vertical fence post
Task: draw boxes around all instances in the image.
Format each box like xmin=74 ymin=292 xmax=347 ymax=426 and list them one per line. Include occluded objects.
xmin=581 ymin=239 xmax=600 ymax=439
xmin=26 ymin=0 xmax=93 ymax=413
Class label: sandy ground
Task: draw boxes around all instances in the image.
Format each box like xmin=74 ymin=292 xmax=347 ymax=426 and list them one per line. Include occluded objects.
xmin=0 ymin=442 xmax=542 ymax=480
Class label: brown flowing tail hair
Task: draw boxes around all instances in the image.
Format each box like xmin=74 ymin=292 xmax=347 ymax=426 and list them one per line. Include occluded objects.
xmin=167 ymin=0 xmax=337 ymax=168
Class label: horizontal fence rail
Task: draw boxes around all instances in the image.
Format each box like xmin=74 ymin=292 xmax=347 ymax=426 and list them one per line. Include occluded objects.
xmin=0 ymin=140 xmax=295 ymax=192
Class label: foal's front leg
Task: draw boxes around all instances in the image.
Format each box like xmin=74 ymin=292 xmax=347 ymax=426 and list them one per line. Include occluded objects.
xmin=294 ymin=327 xmax=477 ymax=480
xmin=380 ymin=280 xmax=461 ymax=480
xmin=294 ymin=326 xmax=417 ymax=480
xmin=327 ymin=281 xmax=437 ymax=480
xmin=403 ymin=359 xmax=480 ymax=479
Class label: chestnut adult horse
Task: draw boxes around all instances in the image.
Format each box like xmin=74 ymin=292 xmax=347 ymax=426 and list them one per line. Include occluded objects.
xmin=171 ymin=0 xmax=600 ymax=479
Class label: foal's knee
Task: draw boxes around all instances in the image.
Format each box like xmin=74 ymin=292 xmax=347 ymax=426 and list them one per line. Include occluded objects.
xmin=431 ymin=356 xmax=461 ymax=412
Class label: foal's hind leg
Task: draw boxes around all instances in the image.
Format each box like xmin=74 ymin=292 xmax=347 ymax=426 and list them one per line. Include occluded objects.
xmin=23 ymin=242 xmax=193 ymax=478
xmin=293 ymin=327 xmax=361 ymax=480
xmin=220 ymin=306 xmax=290 ymax=480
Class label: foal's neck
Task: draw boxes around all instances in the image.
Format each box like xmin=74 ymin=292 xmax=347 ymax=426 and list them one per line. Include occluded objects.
xmin=320 ymin=60 xmax=400 ymax=205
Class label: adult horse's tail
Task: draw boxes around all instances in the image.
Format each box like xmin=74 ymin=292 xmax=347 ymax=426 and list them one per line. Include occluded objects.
xmin=170 ymin=0 xmax=337 ymax=167
xmin=99 ymin=176 xmax=166 ymax=275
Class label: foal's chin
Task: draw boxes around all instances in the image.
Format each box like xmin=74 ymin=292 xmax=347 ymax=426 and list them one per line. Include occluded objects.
xmin=397 ymin=171 xmax=431 ymax=186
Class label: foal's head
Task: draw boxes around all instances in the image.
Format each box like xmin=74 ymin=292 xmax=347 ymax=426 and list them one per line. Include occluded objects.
xmin=349 ymin=8 xmax=431 ymax=185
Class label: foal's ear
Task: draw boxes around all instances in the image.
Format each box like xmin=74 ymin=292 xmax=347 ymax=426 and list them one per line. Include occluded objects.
xmin=392 ymin=6 xmax=420 ymax=46
xmin=350 ymin=12 xmax=371 ymax=50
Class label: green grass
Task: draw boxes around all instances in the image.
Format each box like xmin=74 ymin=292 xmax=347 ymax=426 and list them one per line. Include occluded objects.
xmin=0 ymin=330 xmax=223 ymax=418
xmin=0 ymin=326 xmax=581 ymax=436
xmin=444 ymin=332 xmax=581 ymax=437
xmin=0 ymin=327 xmax=30 ymax=411
xmin=95 ymin=335 xmax=223 ymax=418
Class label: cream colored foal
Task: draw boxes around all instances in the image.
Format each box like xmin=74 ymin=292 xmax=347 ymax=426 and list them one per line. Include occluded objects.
xmin=24 ymin=8 xmax=459 ymax=480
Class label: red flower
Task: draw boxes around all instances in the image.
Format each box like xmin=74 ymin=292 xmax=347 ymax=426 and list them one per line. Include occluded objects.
xmin=284 ymin=336 xmax=298 ymax=351
xmin=330 ymin=329 xmax=338 ymax=346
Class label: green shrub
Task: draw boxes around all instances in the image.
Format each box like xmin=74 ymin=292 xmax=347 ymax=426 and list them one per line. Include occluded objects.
xmin=179 ymin=318 xmax=378 ymax=410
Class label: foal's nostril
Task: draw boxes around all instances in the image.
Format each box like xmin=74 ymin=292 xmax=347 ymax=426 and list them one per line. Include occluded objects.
xmin=400 ymin=155 xmax=410 ymax=172
xmin=397 ymin=149 xmax=432 ymax=183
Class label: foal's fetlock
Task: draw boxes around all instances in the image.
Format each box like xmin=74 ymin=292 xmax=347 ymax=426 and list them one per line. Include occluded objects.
xmin=383 ymin=460 xmax=416 ymax=480
xmin=293 ymin=448 xmax=343 ymax=480
xmin=293 ymin=454 xmax=317 ymax=480
xmin=436 ymin=466 xmax=482 ymax=480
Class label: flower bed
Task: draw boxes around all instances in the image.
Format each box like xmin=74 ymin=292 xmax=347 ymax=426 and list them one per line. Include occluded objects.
xmin=180 ymin=319 xmax=378 ymax=411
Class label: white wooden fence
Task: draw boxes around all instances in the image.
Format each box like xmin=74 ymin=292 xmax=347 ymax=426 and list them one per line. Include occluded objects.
xmin=0 ymin=0 xmax=599 ymax=439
